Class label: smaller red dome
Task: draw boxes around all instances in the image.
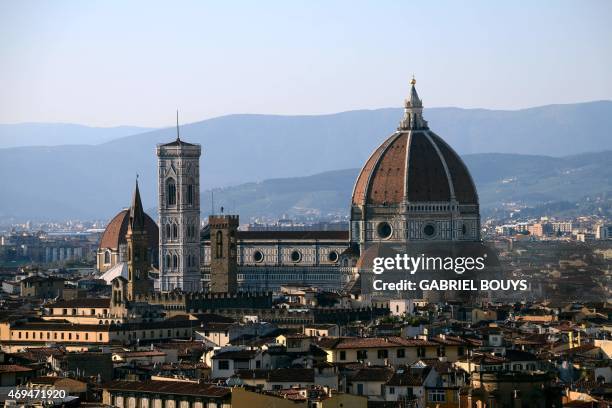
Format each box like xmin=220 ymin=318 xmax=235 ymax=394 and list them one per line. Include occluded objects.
xmin=99 ymin=209 xmax=159 ymax=250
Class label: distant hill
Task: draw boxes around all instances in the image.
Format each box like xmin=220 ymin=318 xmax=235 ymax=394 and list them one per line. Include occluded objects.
xmin=203 ymin=151 xmax=612 ymax=221
xmin=0 ymin=123 xmax=154 ymax=148
xmin=469 ymin=151 xmax=612 ymax=209
xmin=0 ymin=101 xmax=611 ymax=220
xmin=203 ymin=168 xmax=360 ymax=221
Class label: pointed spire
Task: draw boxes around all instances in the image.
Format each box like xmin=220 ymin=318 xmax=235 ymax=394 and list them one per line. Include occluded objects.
xmin=176 ymin=110 xmax=180 ymax=142
xmin=398 ymin=76 xmax=428 ymax=131
xmin=408 ymin=76 xmax=422 ymax=108
xmin=129 ymin=176 xmax=146 ymax=231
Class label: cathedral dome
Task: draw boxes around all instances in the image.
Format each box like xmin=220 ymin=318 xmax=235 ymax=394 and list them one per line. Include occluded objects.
xmin=99 ymin=209 xmax=159 ymax=250
xmin=352 ymin=81 xmax=477 ymax=207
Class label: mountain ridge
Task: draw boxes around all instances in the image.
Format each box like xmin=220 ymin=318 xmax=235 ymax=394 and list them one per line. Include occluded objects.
xmin=1 ymin=101 xmax=611 ymax=220
xmin=0 ymin=123 xmax=155 ymax=149
xmin=201 ymin=151 xmax=612 ymax=221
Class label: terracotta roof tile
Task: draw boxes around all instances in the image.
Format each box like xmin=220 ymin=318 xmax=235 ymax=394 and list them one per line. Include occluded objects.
xmin=351 ymin=366 xmax=394 ymax=382
xmin=351 ymin=129 xmax=478 ymax=206
xmin=0 ymin=364 xmax=34 ymax=373
xmin=367 ymin=133 xmax=407 ymax=205
xmin=320 ymin=336 xmax=437 ymax=350
xmin=103 ymin=380 xmax=230 ymax=398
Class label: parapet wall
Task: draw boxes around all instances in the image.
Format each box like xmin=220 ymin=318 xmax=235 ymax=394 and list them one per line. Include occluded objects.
xmin=134 ymin=291 xmax=273 ymax=310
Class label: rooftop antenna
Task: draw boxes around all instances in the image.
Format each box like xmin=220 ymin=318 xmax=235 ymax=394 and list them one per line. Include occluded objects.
xmin=176 ymin=109 xmax=180 ymax=141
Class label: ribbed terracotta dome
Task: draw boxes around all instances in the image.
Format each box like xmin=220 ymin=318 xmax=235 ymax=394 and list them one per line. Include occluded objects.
xmin=99 ymin=209 xmax=159 ymax=250
xmin=352 ymin=78 xmax=478 ymax=208
xmin=352 ymin=130 xmax=478 ymax=206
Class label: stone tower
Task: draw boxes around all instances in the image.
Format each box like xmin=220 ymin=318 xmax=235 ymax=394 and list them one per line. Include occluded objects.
xmin=126 ymin=179 xmax=153 ymax=300
xmin=208 ymin=215 xmax=238 ymax=293
xmin=157 ymin=122 xmax=202 ymax=292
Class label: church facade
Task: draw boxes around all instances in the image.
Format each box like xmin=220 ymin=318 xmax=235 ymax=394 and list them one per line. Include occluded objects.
xmin=97 ymin=79 xmax=483 ymax=295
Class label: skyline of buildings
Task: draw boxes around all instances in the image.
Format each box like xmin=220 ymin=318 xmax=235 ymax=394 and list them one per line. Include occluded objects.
xmin=0 ymin=81 xmax=610 ymax=408
xmin=1 ymin=1 xmax=610 ymax=406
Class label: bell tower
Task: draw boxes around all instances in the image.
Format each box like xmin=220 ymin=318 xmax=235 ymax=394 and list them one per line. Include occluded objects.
xmin=126 ymin=179 xmax=153 ymax=300
xmin=208 ymin=214 xmax=238 ymax=293
xmin=157 ymin=113 xmax=202 ymax=292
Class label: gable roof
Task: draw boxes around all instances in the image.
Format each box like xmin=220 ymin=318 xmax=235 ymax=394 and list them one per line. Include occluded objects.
xmin=386 ymin=367 xmax=431 ymax=386
xmin=318 ymin=336 xmax=438 ymax=350
xmin=350 ymin=366 xmax=394 ymax=382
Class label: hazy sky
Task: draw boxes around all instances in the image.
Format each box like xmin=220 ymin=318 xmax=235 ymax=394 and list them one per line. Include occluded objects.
xmin=1 ymin=0 xmax=611 ymax=127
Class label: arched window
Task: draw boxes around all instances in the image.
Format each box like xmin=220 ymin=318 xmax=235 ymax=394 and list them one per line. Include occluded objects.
xmin=166 ymin=178 xmax=176 ymax=206
xmin=104 ymin=250 xmax=111 ymax=264
xmin=173 ymin=255 xmax=178 ymax=268
xmin=165 ymin=255 xmax=171 ymax=268
xmin=165 ymin=224 xmax=171 ymax=239
xmin=187 ymin=184 xmax=194 ymax=205
xmin=215 ymin=231 xmax=223 ymax=259
xmin=173 ymin=224 xmax=178 ymax=239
